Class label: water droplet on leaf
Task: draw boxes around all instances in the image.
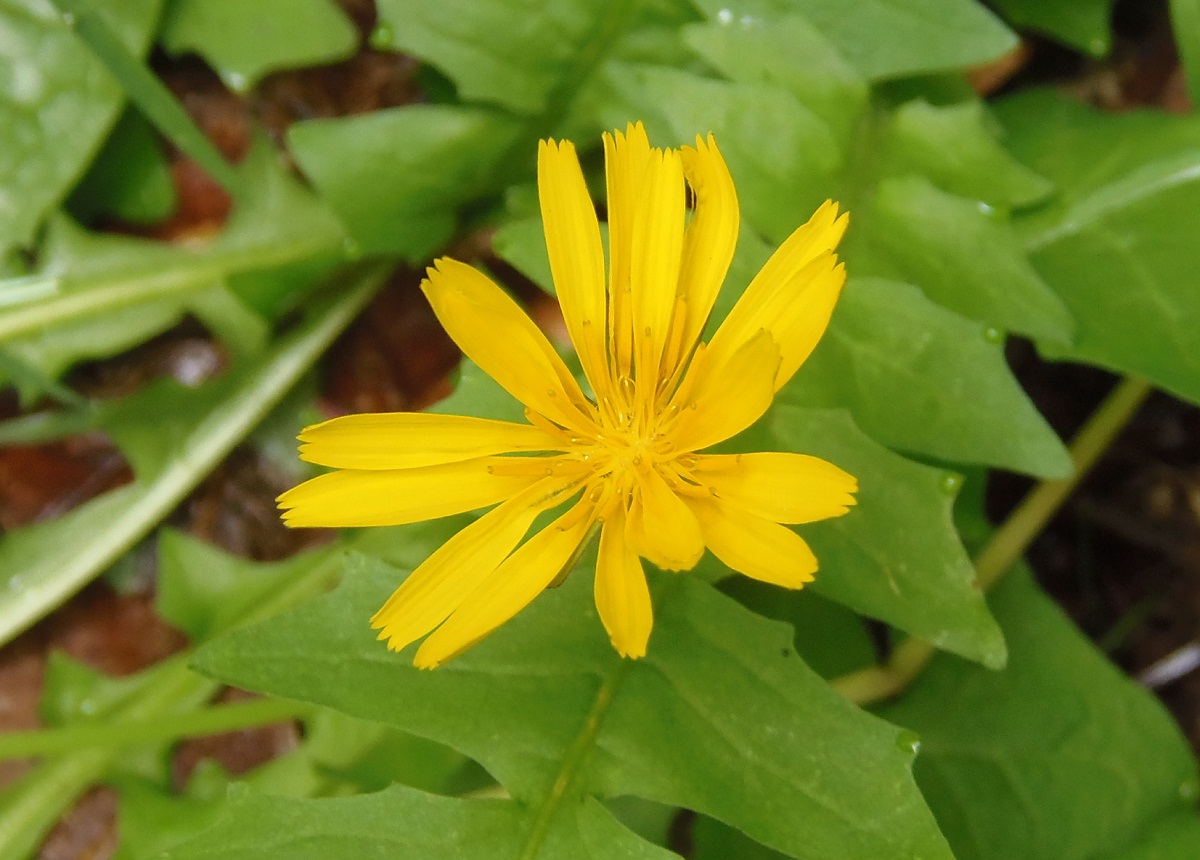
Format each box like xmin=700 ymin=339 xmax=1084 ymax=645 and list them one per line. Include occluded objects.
xmin=369 ymin=22 xmax=395 ymax=49
xmin=938 ymin=472 xmax=962 ymax=495
xmin=896 ymin=731 xmax=921 ymax=755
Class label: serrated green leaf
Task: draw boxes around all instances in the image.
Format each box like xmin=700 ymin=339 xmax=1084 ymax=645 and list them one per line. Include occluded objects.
xmin=689 ymin=0 xmax=1017 ymax=80
xmin=193 ymin=554 xmax=953 ymax=859
xmin=0 ymin=0 xmax=160 ymax=253
xmin=784 ymin=277 xmax=1071 ymax=477
xmin=165 ymin=784 xmax=676 ymax=860
xmin=991 ymin=0 xmax=1114 ymax=56
xmin=765 ymin=406 xmax=1006 ymax=667
xmin=67 ymin=108 xmax=175 ymax=225
xmin=288 ymin=106 xmax=522 ymax=259
xmin=883 ymin=99 xmax=1054 ymax=208
xmin=879 ymin=568 xmax=1199 ymax=860
xmin=373 ymin=0 xmax=641 ymax=115
xmin=998 ymin=89 xmax=1200 ymax=403
xmin=853 ymin=174 xmax=1073 ymax=341
xmin=161 ymin=0 xmax=358 ymax=93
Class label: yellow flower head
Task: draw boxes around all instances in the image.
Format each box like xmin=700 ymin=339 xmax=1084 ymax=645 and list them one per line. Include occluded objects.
xmin=279 ymin=123 xmax=857 ymax=668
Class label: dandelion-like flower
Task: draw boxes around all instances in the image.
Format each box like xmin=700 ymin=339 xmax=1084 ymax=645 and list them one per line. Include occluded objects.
xmin=279 ymin=123 xmax=857 ymax=667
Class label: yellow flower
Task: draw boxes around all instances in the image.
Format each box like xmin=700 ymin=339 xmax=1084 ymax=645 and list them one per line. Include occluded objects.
xmin=279 ymin=123 xmax=857 ymax=668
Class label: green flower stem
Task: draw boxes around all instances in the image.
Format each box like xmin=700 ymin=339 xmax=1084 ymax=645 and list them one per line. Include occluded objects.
xmin=0 ymin=233 xmax=338 ymax=345
xmin=0 ymin=259 xmax=383 ymax=856
xmin=834 ymin=374 xmax=1154 ymax=706
xmin=0 ymin=697 xmax=314 ymax=761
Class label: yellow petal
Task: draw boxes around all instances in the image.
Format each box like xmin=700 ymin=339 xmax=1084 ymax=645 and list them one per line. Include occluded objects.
xmin=298 ymin=412 xmax=564 ymax=469
xmin=422 ymin=258 xmax=596 ymax=433
xmin=414 ymin=497 xmax=597 ymax=667
xmin=595 ymin=504 xmax=652 ymax=658
xmin=603 ymin=122 xmax=653 ymax=380
xmin=663 ymin=134 xmax=739 ymax=378
xmin=277 ymin=456 xmax=546 ymax=527
xmin=689 ymin=495 xmax=818 ymax=588
xmin=693 ymin=452 xmax=857 ymax=524
xmin=629 ymin=147 xmax=685 ymax=406
xmin=371 ymin=485 xmax=549 ymax=651
xmin=666 ymin=329 xmax=779 ymax=452
xmin=706 ymin=201 xmax=849 ymax=389
xmin=626 ymin=466 xmax=705 ymax=571
xmin=538 ymin=139 xmax=610 ymax=401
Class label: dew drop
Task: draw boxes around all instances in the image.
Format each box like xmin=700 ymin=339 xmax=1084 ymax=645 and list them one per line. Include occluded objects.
xmin=939 ymin=472 xmax=962 ymax=495
xmin=588 ymin=485 xmax=605 ymax=502
xmin=717 ymin=8 xmax=734 ymax=24
xmin=79 ymin=699 xmax=97 ymax=716
xmin=342 ymin=237 xmax=362 ymax=260
xmin=618 ymin=375 xmax=636 ymax=402
xmin=223 ymin=71 xmax=249 ymax=93
xmin=369 ymin=22 xmax=395 ymax=49
xmin=895 ymin=730 xmax=921 ymax=755
xmin=547 ymin=388 xmax=558 ymax=397
xmin=60 ymin=11 xmax=76 ymax=27
xmin=7 ymin=574 xmax=23 ymax=592
xmin=1179 ymin=779 xmax=1199 ymax=801
xmin=485 ymin=465 xmax=495 ymax=474
xmin=643 ymin=326 xmax=652 ymax=338
xmin=981 ymin=324 xmax=1004 ymax=344
xmin=543 ymin=466 xmax=554 ymax=476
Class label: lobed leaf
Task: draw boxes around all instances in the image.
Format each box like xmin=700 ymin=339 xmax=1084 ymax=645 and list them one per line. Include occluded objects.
xmin=764 ymin=406 xmax=1007 ymax=667
xmin=192 ymin=553 xmax=954 ymax=859
xmin=879 ymin=568 xmax=1199 ymax=860
xmin=998 ymin=89 xmax=1200 ymax=404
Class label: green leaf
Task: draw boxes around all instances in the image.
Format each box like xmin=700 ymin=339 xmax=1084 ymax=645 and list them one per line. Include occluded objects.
xmin=599 ymin=61 xmax=839 ymax=244
xmin=194 ymin=554 xmax=953 ymax=859
xmin=67 ymin=108 xmax=175 ymax=225
xmin=682 ymin=15 xmax=867 ymax=147
xmin=0 ymin=0 xmax=160 ymax=253
xmin=852 ymin=174 xmax=1073 ymax=342
xmin=156 ymin=529 xmax=338 ymax=642
xmin=288 ymin=105 xmax=522 ymax=259
xmin=48 ymin=0 xmax=239 ymax=194
xmin=0 ymin=263 xmax=386 ymax=648
xmin=0 ymin=139 xmax=345 ymax=353
xmin=766 ymin=406 xmax=1006 ymax=667
xmin=991 ymin=0 xmax=1114 ymax=56
xmin=784 ymin=277 xmax=1071 ymax=477
xmin=1106 ymin=812 xmax=1200 ymax=860
xmin=717 ymin=580 xmax=876 ymax=679
xmin=879 ymin=568 xmax=1199 ymax=860
xmin=691 ymin=815 xmax=789 ymax=860
xmin=1173 ymin=0 xmax=1200 ymax=105
xmin=997 ymin=89 xmax=1200 ymax=403
xmin=689 ymin=0 xmax=1017 ymax=80
xmin=373 ymin=0 xmax=640 ymax=115
xmin=165 ymin=784 xmax=676 ymax=860
xmin=161 ymin=0 xmax=358 ymax=93
xmin=591 ymin=45 xmax=1074 ymax=344
xmin=883 ymin=99 xmax=1054 ymax=209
